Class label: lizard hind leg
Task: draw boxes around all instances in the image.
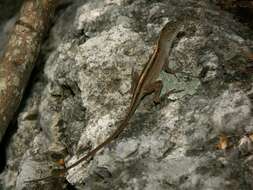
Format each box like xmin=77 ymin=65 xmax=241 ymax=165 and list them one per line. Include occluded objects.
xmin=144 ymin=80 xmax=183 ymax=104
xmin=163 ymin=60 xmax=181 ymax=79
xmin=143 ymin=80 xmax=163 ymax=104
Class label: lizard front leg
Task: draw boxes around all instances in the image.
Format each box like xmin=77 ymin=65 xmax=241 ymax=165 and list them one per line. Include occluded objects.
xmin=162 ymin=59 xmax=182 ymax=79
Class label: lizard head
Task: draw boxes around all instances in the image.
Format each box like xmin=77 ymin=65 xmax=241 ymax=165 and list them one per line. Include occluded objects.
xmin=158 ymin=19 xmax=185 ymax=48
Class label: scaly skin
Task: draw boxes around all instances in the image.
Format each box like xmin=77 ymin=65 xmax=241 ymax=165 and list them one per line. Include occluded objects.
xmin=26 ymin=19 xmax=185 ymax=183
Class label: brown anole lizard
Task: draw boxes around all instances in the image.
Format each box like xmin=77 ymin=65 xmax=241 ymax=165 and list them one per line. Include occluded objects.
xmin=26 ymin=19 xmax=185 ymax=183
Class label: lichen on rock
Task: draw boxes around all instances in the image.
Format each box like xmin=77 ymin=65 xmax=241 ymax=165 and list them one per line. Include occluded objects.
xmin=1 ymin=0 xmax=253 ymax=189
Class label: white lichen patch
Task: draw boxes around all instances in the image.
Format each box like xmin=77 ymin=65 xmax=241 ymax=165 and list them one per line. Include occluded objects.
xmin=115 ymin=139 xmax=139 ymax=159
xmin=76 ymin=2 xmax=113 ymax=30
xmin=105 ymin=0 xmax=123 ymax=5
xmin=76 ymin=24 xmax=146 ymax=128
xmin=3 ymin=0 xmax=253 ymax=189
xmin=212 ymin=88 xmax=252 ymax=134
xmin=93 ymin=114 xmax=117 ymax=142
xmin=78 ymin=25 xmax=143 ymax=69
xmin=160 ymin=101 xmax=180 ymax=130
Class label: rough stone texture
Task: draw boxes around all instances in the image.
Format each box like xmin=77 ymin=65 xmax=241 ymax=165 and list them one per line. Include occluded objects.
xmin=1 ymin=0 xmax=253 ymax=189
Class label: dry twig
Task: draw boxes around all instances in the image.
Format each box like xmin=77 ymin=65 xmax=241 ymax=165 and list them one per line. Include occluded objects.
xmin=0 ymin=0 xmax=58 ymax=142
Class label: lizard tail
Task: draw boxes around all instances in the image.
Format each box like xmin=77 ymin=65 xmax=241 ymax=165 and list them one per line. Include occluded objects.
xmin=25 ymin=168 xmax=66 ymax=183
xmin=26 ymin=98 xmax=139 ymax=183
xmin=65 ymin=105 xmax=137 ymax=171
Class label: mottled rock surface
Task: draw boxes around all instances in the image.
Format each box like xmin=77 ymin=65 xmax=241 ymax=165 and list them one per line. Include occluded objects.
xmin=0 ymin=0 xmax=23 ymax=57
xmin=1 ymin=0 xmax=253 ymax=189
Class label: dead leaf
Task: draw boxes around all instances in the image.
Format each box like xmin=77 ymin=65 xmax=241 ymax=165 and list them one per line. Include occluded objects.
xmin=249 ymin=133 xmax=253 ymax=141
xmin=216 ymin=134 xmax=229 ymax=150
xmin=57 ymin=159 xmax=65 ymax=167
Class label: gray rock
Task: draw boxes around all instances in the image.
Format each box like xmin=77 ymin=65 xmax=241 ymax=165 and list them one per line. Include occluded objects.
xmin=1 ymin=0 xmax=253 ymax=189
xmin=212 ymin=88 xmax=252 ymax=135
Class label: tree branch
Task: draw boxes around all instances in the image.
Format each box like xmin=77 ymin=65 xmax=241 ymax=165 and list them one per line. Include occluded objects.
xmin=0 ymin=0 xmax=58 ymax=142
